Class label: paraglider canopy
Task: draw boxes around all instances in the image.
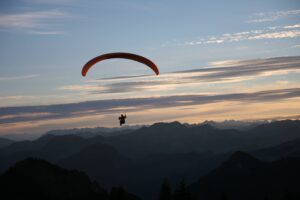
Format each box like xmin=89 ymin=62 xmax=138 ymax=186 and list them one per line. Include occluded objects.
xmin=81 ymin=52 xmax=159 ymax=77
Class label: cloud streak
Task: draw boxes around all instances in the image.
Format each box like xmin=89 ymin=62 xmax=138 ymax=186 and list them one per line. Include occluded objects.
xmin=180 ymin=25 xmax=300 ymax=47
xmin=247 ymin=10 xmax=300 ymax=23
xmin=23 ymin=0 xmax=78 ymax=5
xmin=1 ymin=87 xmax=300 ymax=125
xmin=60 ymin=56 xmax=300 ymax=94
xmin=0 ymin=74 xmax=39 ymax=81
xmin=0 ymin=10 xmax=67 ymax=34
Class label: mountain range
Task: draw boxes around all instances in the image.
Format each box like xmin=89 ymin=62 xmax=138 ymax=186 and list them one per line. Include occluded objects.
xmin=0 ymin=158 xmax=140 ymax=200
xmin=0 ymin=119 xmax=300 ymax=199
xmin=189 ymin=151 xmax=300 ymax=200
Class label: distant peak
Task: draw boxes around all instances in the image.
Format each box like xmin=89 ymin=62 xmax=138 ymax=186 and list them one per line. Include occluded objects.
xmin=202 ymin=120 xmax=217 ymax=124
xmin=223 ymin=151 xmax=262 ymax=169
xmin=10 ymin=157 xmax=62 ymax=173
xmin=36 ymin=134 xmax=56 ymax=141
xmin=150 ymin=121 xmax=185 ymax=129
xmin=198 ymin=123 xmax=215 ymax=129
xmin=230 ymin=151 xmax=255 ymax=160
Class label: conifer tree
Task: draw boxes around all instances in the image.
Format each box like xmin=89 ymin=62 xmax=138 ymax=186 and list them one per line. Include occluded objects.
xmin=220 ymin=192 xmax=228 ymax=200
xmin=173 ymin=179 xmax=191 ymax=200
xmin=159 ymin=178 xmax=172 ymax=200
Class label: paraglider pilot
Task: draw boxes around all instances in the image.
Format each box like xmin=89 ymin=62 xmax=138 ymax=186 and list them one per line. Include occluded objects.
xmin=118 ymin=114 xmax=126 ymax=126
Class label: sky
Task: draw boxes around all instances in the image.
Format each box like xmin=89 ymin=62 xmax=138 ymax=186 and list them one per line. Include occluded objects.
xmin=0 ymin=0 xmax=300 ymax=136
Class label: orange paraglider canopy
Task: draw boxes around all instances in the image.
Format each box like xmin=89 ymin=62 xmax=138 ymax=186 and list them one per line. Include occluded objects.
xmin=81 ymin=52 xmax=159 ymax=76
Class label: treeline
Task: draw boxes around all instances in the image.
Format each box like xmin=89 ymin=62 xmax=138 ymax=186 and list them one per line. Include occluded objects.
xmin=159 ymin=179 xmax=192 ymax=200
xmin=158 ymin=179 xmax=295 ymax=200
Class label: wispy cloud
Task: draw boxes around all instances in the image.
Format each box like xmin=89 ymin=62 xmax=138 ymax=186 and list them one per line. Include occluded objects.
xmin=59 ymin=56 xmax=300 ymax=94
xmin=26 ymin=30 xmax=65 ymax=35
xmin=0 ymin=74 xmax=39 ymax=81
xmin=247 ymin=30 xmax=300 ymax=40
xmin=23 ymin=0 xmax=78 ymax=5
xmin=0 ymin=112 xmax=54 ymax=120
xmin=247 ymin=9 xmax=300 ymax=23
xmin=208 ymin=60 xmax=245 ymax=67
xmin=178 ymin=25 xmax=300 ymax=47
xmin=1 ymin=87 xmax=300 ymax=125
xmin=292 ymin=44 xmax=300 ymax=48
xmin=0 ymin=10 xmax=67 ymax=34
xmin=59 ymin=84 xmax=105 ymax=91
xmin=284 ymin=24 xmax=300 ymax=29
xmin=0 ymin=96 xmax=38 ymax=109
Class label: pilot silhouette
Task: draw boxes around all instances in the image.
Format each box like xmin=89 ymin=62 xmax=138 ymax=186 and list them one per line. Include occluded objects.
xmin=118 ymin=114 xmax=126 ymax=126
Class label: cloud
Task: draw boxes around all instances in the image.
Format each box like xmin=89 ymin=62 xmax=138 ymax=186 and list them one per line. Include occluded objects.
xmin=247 ymin=10 xmax=300 ymax=23
xmin=1 ymin=87 xmax=300 ymax=125
xmin=0 ymin=95 xmax=35 ymax=101
xmin=26 ymin=30 xmax=65 ymax=35
xmin=1 ymin=56 xmax=299 ymax=132
xmin=89 ymin=80 xmax=178 ymax=94
xmin=23 ymin=0 xmax=77 ymax=5
xmin=0 ymin=112 xmax=54 ymax=120
xmin=292 ymin=44 xmax=300 ymax=48
xmin=59 ymin=84 xmax=106 ymax=91
xmin=247 ymin=30 xmax=300 ymax=40
xmin=0 ymin=10 xmax=67 ymax=34
xmin=180 ymin=25 xmax=300 ymax=47
xmin=161 ymin=23 xmax=300 ymax=48
xmin=208 ymin=60 xmax=244 ymax=67
xmin=284 ymin=24 xmax=300 ymax=29
xmin=0 ymin=74 xmax=39 ymax=81
xmin=59 ymin=56 xmax=300 ymax=94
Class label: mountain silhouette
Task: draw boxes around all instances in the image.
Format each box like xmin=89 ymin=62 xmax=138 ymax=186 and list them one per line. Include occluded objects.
xmin=2 ymin=120 xmax=300 ymax=163
xmin=0 ymin=137 xmax=14 ymax=148
xmin=37 ymin=135 xmax=93 ymax=162
xmin=0 ymin=158 xmax=140 ymax=200
xmin=105 ymin=121 xmax=246 ymax=158
xmin=245 ymin=120 xmax=300 ymax=149
xmin=0 ymin=134 xmax=57 ymax=171
xmin=46 ymin=127 xmax=135 ymax=138
xmin=1 ymin=120 xmax=300 ymax=200
xmin=0 ymin=134 xmax=55 ymax=156
xmin=123 ymin=151 xmax=217 ymax=200
xmin=0 ymin=134 xmax=92 ymax=172
xmin=59 ymin=142 xmax=132 ymax=188
xmin=252 ymin=138 xmax=300 ymax=161
xmin=0 ymin=158 xmax=107 ymax=200
xmin=221 ymin=151 xmax=263 ymax=170
xmin=189 ymin=151 xmax=300 ymax=200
